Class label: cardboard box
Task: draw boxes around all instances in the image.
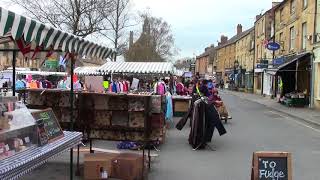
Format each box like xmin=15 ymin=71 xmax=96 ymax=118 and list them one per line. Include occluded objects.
xmin=112 ymin=153 xmax=144 ymax=180
xmin=84 ymin=153 xmax=118 ymax=180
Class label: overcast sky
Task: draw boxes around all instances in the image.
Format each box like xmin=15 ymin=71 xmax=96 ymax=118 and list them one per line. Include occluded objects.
xmin=132 ymin=0 xmax=278 ymax=59
xmin=1 ymin=0 xmax=279 ymax=60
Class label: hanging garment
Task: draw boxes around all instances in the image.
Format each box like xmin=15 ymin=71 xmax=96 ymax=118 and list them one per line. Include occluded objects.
xmin=157 ymin=82 xmax=166 ymax=95
xmin=15 ymin=80 xmax=25 ymax=90
xmin=119 ymin=81 xmax=124 ymax=92
xmin=176 ymin=82 xmax=185 ymax=95
xmin=177 ymin=98 xmax=226 ymax=149
xmin=112 ymin=82 xmax=118 ymax=93
xmin=165 ymin=92 xmax=173 ymax=122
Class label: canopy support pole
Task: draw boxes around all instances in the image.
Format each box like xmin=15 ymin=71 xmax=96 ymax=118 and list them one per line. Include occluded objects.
xmin=70 ymin=54 xmax=75 ymax=180
xmin=12 ymin=51 xmax=16 ymax=96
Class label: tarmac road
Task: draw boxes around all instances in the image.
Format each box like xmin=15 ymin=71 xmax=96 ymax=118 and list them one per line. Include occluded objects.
xmin=21 ymin=92 xmax=320 ymax=180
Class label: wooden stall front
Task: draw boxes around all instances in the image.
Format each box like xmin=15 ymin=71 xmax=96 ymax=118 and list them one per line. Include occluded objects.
xmin=18 ymin=89 xmax=166 ymax=144
xmin=172 ymin=95 xmax=192 ymax=117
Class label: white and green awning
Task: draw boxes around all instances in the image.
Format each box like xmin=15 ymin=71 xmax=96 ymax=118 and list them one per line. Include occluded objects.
xmin=0 ymin=7 xmax=116 ymax=60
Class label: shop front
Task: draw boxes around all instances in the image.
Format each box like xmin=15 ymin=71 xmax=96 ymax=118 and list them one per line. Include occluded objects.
xmin=254 ymin=68 xmax=264 ymax=95
xmin=262 ymin=70 xmax=274 ymax=97
xmin=270 ymin=52 xmax=312 ymax=107
xmin=245 ymin=70 xmax=253 ymax=93
xmin=313 ymin=47 xmax=320 ymax=109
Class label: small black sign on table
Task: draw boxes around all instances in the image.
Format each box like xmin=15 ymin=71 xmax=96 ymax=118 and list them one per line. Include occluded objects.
xmin=251 ymin=151 xmax=292 ymax=180
xmin=31 ymin=108 xmax=64 ymax=145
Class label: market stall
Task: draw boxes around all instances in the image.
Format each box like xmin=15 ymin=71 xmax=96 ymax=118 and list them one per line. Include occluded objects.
xmin=0 ymin=6 xmax=116 ymax=179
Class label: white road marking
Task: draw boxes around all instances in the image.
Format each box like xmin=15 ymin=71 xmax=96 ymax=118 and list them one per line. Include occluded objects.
xmin=267 ymin=110 xmax=320 ymax=133
xmin=286 ymin=117 xmax=320 ymax=133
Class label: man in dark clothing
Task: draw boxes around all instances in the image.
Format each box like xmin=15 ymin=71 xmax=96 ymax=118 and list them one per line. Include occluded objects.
xmin=200 ymin=79 xmax=210 ymax=97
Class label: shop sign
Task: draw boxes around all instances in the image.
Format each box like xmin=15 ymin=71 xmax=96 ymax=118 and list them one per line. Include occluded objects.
xmin=266 ymin=42 xmax=281 ymax=51
xmin=251 ymin=151 xmax=292 ymax=180
xmin=256 ymin=64 xmax=268 ymax=69
xmin=273 ymin=57 xmax=285 ymax=65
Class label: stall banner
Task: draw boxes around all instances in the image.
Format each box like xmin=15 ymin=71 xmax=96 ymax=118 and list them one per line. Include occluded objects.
xmin=45 ymin=54 xmax=58 ymax=69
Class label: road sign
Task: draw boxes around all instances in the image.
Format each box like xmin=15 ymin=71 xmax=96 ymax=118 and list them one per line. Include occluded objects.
xmin=266 ymin=42 xmax=281 ymax=51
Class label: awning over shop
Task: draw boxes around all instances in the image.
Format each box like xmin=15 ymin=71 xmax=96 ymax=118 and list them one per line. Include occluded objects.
xmin=74 ymin=66 xmax=101 ymax=76
xmin=98 ymin=62 xmax=174 ymax=75
xmin=276 ymin=52 xmax=310 ymax=70
xmin=0 ymin=7 xmax=116 ymax=60
xmin=267 ymin=52 xmax=311 ymax=74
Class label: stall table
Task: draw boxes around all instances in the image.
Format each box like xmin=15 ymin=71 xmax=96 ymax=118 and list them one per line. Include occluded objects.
xmin=172 ymin=95 xmax=192 ymax=117
xmin=0 ymin=131 xmax=82 ymax=180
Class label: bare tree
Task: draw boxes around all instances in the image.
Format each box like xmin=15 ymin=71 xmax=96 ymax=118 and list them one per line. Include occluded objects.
xmin=12 ymin=0 xmax=114 ymax=37
xmin=100 ymin=0 xmax=135 ymax=60
xmin=141 ymin=14 xmax=177 ymax=60
xmin=174 ymin=57 xmax=194 ymax=70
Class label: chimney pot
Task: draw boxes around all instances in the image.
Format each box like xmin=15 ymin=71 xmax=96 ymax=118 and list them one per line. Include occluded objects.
xmin=237 ymin=24 xmax=242 ymax=35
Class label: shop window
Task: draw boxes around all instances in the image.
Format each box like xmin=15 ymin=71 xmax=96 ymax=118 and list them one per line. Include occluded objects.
xmin=280 ymin=8 xmax=284 ymax=22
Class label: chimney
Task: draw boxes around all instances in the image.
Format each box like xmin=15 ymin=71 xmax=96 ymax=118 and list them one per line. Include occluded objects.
xmin=129 ymin=31 xmax=133 ymax=48
xmin=272 ymin=1 xmax=280 ymax=7
xmin=256 ymin=14 xmax=262 ymax=21
xmin=237 ymin=24 xmax=242 ymax=35
xmin=220 ymin=35 xmax=228 ymax=44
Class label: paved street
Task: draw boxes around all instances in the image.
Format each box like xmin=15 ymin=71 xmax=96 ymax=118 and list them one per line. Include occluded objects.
xmin=22 ymin=92 xmax=320 ymax=180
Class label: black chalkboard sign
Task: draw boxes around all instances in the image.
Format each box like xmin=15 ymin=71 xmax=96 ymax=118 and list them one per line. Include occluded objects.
xmin=32 ymin=108 xmax=64 ymax=143
xmin=251 ymin=152 xmax=292 ymax=180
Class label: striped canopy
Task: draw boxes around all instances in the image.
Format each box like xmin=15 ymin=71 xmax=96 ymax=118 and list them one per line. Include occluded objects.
xmin=98 ymin=62 xmax=175 ymax=75
xmin=0 ymin=7 xmax=116 ymax=60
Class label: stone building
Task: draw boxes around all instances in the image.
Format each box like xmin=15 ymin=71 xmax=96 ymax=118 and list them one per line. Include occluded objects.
xmin=253 ymin=2 xmax=279 ymax=95
xmin=216 ymin=24 xmax=253 ymax=87
xmin=272 ymin=0 xmax=318 ymax=107
xmin=195 ymin=45 xmax=216 ymax=77
xmin=235 ymin=27 xmax=255 ymax=91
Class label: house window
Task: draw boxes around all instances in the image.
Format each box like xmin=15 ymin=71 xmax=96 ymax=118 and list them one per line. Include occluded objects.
xmin=302 ymin=22 xmax=307 ymax=50
xmin=303 ymin=0 xmax=308 ymax=9
xmin=290 ymin=0 xmax=296 ymax=14
xmin=290 ymin=26 xmax=295 ymax=50
xmin=280 ymin=8 xmax=284 ymax=22
xmin=257 ymin=44 xmax=260 ymax=60
xmin=262 ymin=19 xmax=265 ymax=34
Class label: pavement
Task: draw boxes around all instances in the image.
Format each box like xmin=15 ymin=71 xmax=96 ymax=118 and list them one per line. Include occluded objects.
xmin=21 ymin=93 xmax=320 ymax=180
xmin=223 ymin=89 xmax=320 ymax=128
